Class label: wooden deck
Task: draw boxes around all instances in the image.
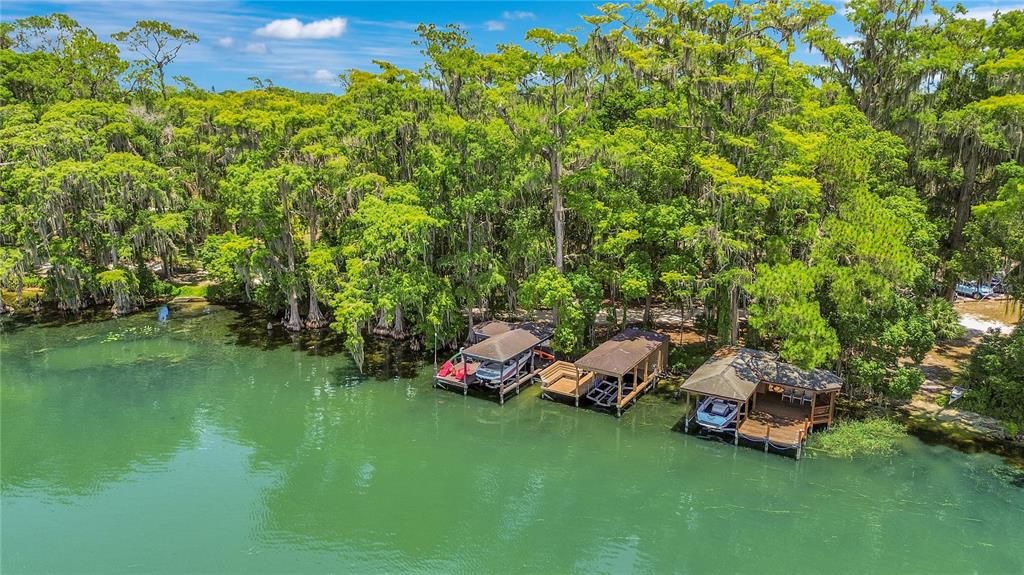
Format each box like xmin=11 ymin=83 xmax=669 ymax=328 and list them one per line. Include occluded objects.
xmin=539 ymin=361 xmax=594 ymax=398
xmin=434 ymin=360 xmax=540 ymax=404
xmin=738 ymin=393 xmax=811 ymax=447
xmin=433 ymin=361 xmax=478 ymax=392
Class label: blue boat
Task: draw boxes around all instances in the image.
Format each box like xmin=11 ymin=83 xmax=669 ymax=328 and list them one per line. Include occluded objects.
xmin=695 ymin=397 xmax=739 ymax=430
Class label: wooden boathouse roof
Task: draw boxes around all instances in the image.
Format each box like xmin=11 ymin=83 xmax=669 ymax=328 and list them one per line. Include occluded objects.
xmin=462 ymin=327 xmax=552 ymax=363
xmin=574 ymin=329 xmax=669 ymax=377
xmin=473 ymin=320 xmax=512 ymax=340
xmin=681 ymin=347 xmax=842 ymax=402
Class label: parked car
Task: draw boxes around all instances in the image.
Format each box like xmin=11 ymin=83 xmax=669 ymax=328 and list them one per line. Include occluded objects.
xmin=476 ymin=353 xmax=531 ymax=385
xmin=991 ymin=273 xmax=1006 ymax=294
xmin=955 ymin=281 xmax=993 ymax=300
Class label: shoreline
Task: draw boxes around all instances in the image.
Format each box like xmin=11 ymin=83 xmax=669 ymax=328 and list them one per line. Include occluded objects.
xmin=4 ymin=295 xmax=1022 ymax=465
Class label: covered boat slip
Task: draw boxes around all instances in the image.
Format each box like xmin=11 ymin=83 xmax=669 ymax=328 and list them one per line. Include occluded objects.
xmin=434 ymin=325 xmax=553 ymax=404
xmin=541 ymin=329 xmax=669 ymax=416
xmin=470 ymin=320 xmax=512 ymax=343
xmin=681 ymin=347 xmax=842 ymax=458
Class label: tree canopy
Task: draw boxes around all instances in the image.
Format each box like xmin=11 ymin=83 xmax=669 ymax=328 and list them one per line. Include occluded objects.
xmin=2 ymin=3 xmax=1020 ymax=392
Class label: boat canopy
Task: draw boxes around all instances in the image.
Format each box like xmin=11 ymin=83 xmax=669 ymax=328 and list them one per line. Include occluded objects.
xmin=573 ymin=329 xmax=669 ymax=377
xmin=472 ymin=320 xmax=512 ymax=341
xmin=462 ymin=327 xmax=552 ymax=363
xmin=681 ymin=347 xmax=842 ymax=402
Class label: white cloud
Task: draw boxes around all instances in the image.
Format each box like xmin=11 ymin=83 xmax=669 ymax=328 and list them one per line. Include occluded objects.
xmin=312 ymin=69 xmax=336 ymax=84
xmin=217 ymin=36 xmax=235 ymax=48
xmin=255 ymin=17 xmax=347 ymax=40
xmin=241 ymin=42 xmax=267 ymax=54
xmin=484 ymin=20 xmax=506 ymax=32
xmin=963 ymin=4 xmax=1024 ymax=23
xmin=502 ymin=10 xmax=536 ymax=20
xmin=839 ymin=35 xmax=859 ymax=45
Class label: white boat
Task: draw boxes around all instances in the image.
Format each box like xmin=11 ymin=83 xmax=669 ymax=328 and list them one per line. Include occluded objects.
xmin=476 ymin=353 xmax=531 ymax=387
xmin=695 ymin=397 xmax=739 ymax=430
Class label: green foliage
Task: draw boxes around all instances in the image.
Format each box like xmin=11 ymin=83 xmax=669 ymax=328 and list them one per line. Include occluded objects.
xmin=172 ymin=284 xmax=208 ymax=298
xmin=808 ymin=418 xmax=907 ymax=459
xmin=520 ymin=267 xmax=584 ymax=354
xmin=888 ymin=366 xmax=925 ymax=400
xmin=958 ymin=327 xmax=1024 ymax=428
xmin=748 ymin=262 xmax=839 ymax=369
xmin=2 ymin=3 xmax=1021 ymax=376
xmin=926 ymin=298 xmax=966 ymax=341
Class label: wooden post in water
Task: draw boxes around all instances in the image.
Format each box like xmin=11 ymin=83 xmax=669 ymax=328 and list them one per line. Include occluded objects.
xmin=616 ymin=375 xmax=623 ymax=417
xmin=460 ymin=347 xmax=467 ymax=396
xmin=683 ymin=392 xmax=690 ymax=433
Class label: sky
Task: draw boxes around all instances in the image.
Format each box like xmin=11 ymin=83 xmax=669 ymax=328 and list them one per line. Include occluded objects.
xmin=3 ymin=0 xmax=1022 ymax=93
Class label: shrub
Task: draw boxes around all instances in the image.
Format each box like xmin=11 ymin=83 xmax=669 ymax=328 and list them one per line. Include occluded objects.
xmin=887 ymin=366 xmax=924 ymax=400
xmin=926 ymin=298 xmax=965 ymax=341
xmin=808 ymin=418 xmax=906 ymax=458
xmin=172 ymin=284 xmax=208 ymax=298
xmin=22 ymin=275 xmax=45 ymax=289
xmin=958 ymin=327 xmax=1024 ymax=429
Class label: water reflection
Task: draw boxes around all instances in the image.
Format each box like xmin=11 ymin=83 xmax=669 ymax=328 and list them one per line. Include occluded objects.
xmin=2 ymin=308 xmax=1023 ymax=573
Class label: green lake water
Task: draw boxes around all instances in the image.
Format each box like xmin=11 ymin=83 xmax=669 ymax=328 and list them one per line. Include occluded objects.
xmin=2 ymin=305 xmax=1023 ymax=574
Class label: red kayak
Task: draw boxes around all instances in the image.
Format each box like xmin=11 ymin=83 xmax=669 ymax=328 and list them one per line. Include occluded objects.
xmin=438 ymin=359 xmax=454 ymax=377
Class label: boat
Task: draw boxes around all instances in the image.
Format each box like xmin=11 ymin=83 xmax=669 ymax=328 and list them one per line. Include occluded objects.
xmin=949 ymin=386 xmax=966 ymax=404
xmin=476 ymin=353 xmax=531 ymax=388
xmin=695 ymin=396 xmax=739 ymax=430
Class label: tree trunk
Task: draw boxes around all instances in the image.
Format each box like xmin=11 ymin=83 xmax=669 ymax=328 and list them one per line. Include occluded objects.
xmin=284 ymin=285 xmax=302 ymax=332
xmin=391 ymin=305 xmax=406 ymax=340
xmin=305 ymin=286 xmax=326 ymax=329
xmin=949 ymin=142 xmax=979 ymax=252
xmin=551 ymin=147 xmax=565 ymax=273
xmin=730 ymin=284 xmax=739 ymax=345
xmin=108 ymin=220 xmax=119 ymax=267
xmin=305 ymin=216 xmax=326 ymax=329
xmin=466 ymin=211 xmax=475 ymax=340
xmin=944 ymin=142 xmax=980 ymax=299
xmin=644 ymin=293 xmax=653 ymax=328
xmin=158 ymin=63 xmax=167 ymax=100
xmin=550 ymin=86 xmax=565 ymax=274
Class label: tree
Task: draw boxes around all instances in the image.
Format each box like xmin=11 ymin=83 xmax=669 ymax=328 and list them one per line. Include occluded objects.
xmin=113 ymin=20 xmax=198 ymax=100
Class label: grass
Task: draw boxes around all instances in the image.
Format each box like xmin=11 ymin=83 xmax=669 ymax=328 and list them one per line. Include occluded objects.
xmin=807 ymin=417 xmax=907 ymax=458
xmin=171 ymin=284 xmax=209 ymax=298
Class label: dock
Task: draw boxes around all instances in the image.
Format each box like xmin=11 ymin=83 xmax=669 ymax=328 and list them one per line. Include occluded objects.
xmin=681 ymin=347 xmax=842 ymax=458
xmin=540 ymin=329 xmax=669 ymax=416
xmin=434 ymin=325 xmax=553 ymax=404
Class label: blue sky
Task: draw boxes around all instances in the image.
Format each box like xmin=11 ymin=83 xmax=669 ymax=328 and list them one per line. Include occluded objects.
xmin=3 ymin=1 xmax=1022 ymax=92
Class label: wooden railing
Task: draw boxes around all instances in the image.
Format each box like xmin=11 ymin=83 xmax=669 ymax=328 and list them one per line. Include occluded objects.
xmin=812 ymin=404 xmax=831 ymax=423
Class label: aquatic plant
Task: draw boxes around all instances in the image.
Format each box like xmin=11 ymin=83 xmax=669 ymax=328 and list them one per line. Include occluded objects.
xmin=808 ymin=418 xmax=907 ymax=458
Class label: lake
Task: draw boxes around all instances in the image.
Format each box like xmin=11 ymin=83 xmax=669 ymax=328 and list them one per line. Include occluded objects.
xmin=2 ymin=305 xmax=1022 ymax=573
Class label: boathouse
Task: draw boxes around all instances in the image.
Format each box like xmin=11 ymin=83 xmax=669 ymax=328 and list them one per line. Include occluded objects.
xmin=434 ymin=325 xmax=553 ymax=404
xmin=470 ymin=320 xmax=512 ymax=343
xmin=540 ymin=329 xmax=669 ymax=416
xmin=680 ymin=347 xmax=842 ymax=458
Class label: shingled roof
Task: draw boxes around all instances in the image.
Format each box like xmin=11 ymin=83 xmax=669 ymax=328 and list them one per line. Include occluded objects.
xmin=462 ymin=327 xmax=552 ymax=362
xmin=574 ymin=329 xmax=669 ymax=377
xmin=681 ymin=347 xmax=843 ymax=402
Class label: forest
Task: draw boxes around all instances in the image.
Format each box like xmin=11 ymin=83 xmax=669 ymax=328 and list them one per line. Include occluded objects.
xmin=1 ymin=0 xmax=1022 ymax=400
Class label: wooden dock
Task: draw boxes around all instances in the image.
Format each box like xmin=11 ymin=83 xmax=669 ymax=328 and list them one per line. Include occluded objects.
xmin=496 ymin=367 xmax=542 ymax=404
xmin=539 ymin=361 xmax=594 ymax=405
xmin=433 ymin=361 xmax=477 ymax=394
xmin=434 ymin=361 xmax=542 ymax=404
